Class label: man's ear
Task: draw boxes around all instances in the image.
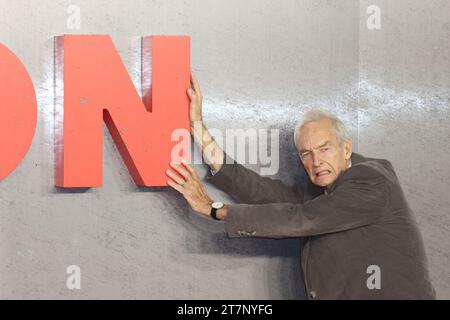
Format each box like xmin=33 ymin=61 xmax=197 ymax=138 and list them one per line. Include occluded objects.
xmin=344 ymin=139 xmax=353 ymax=160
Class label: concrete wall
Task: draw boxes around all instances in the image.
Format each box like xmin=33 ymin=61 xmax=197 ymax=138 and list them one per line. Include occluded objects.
xmin=0 ymin=0 xmax=448 ymax=299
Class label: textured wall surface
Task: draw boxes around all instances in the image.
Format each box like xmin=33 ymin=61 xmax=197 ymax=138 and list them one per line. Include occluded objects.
xmin=0 ymin=0 xmax=448 ymax=299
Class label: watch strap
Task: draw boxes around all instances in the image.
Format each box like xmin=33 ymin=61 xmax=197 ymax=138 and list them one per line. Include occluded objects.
xmin=210 ymin=207 xmax=220 ymax=221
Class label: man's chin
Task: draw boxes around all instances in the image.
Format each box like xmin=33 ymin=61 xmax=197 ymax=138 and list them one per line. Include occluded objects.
xmin=313 ymin=176 xmax=335 ymax=188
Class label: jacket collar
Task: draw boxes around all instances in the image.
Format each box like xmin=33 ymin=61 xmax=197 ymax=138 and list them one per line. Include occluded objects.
xmin=324 ymin=152 xmax=366 ymax=194
xmin=349 ymin=152 xmax=366 ymax=166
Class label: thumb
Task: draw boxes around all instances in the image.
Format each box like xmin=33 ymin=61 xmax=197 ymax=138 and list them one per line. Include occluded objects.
xmin=187 ymin=88 xmax=196 ymax=98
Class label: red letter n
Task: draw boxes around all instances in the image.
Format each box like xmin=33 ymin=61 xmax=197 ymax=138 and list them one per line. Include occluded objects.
xmin=54 ymin=35 xmax=190 ymax=187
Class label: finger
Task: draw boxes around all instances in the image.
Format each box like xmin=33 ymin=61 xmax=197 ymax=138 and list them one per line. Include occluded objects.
xmin=190 ymin=72 xmax=202 ymax=97
xmin=169 ymin=162 xmax=192 ymax=180
xmin=181 ymin=159 xmax=197 ymax=176
xmin=167 ymin=179 xmax=184 ymax=194
xmin=166 ymin=169 xmax=186 ymax=185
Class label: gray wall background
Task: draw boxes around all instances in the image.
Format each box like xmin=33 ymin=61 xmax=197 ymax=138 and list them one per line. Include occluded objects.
xmin=0 ymin=0 xmax=448 ymax=299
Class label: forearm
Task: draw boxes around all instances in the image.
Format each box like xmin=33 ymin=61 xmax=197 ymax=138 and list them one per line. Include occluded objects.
xmin=223 ymin=171 xmax=389 ymax=238
xmin=190 ymin=120 xmax=224 ymax=172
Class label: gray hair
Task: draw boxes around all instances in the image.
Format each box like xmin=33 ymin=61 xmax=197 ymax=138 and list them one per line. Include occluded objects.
xmin=293 ymin=109 xmax=351 ymax=149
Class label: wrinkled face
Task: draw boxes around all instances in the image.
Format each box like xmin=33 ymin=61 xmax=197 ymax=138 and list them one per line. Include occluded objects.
xmin=296 ymin=119 xmax=352 ymax=188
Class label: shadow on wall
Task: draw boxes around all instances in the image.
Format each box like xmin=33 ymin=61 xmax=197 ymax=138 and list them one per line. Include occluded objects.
xmin=274 ymin=123 xmax=310 ymax=186
xmin=159 ymin=188 xmax=308 ymax=299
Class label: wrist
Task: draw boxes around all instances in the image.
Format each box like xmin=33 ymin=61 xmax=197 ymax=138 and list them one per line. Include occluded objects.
xmin=216 ymin=205 xmax=228 ymax=221
xmin=200 ymin=200 xmax=213 ymax=216
xmin=209 ymin=202 xmax=228 ymax=221
xmin=190 ymin=118 xmax=203 ymax=126
xmin=190 ymin=119 xmax=203 ymax=135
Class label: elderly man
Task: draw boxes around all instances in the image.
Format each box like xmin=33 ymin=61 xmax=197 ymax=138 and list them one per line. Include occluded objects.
xmin=166 ymin=74 xmax=436 ymax=300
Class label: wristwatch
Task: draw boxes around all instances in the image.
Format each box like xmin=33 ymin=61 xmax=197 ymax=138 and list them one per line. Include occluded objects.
xmin=210 ymin=201 xmax=224 ymax=221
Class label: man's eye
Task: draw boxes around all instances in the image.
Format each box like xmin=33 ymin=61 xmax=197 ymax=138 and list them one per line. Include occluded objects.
xmin=321 ymin=147 xmax=329 ymax=152
xmin=301 ymin=153 xmax=310 ymax=159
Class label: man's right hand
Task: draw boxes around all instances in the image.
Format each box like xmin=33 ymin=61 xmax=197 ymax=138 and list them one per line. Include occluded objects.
xmin=186 ymin=72 xmax=225 ymax=172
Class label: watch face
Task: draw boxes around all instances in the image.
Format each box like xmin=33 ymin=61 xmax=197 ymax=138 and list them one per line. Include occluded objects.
xmin=212 ymin=201 xmax=224 ymax=209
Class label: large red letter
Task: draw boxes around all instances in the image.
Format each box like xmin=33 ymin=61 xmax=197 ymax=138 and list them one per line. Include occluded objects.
xmin=55 ymin=35 xmax=190 ymax=187
xmin=0 ymin=44 xmax=37 ymax=181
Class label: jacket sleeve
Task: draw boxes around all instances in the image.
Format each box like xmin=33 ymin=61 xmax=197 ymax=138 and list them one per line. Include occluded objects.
xmin=224 ymin=164 xmax=392 ymax=238
xmin=205 ymin=153 xmax=305 ymax=204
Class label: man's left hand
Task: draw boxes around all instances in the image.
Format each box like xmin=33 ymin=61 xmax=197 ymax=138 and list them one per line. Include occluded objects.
xmin=166 ymin=160 xmax=213 ymax=217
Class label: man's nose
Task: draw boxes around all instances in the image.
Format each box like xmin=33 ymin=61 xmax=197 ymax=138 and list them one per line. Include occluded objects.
xmin=312 ymin=153 xmax=322 ymax=167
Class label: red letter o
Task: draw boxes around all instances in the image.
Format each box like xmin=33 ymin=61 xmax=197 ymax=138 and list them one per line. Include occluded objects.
xmin=0 ymin=43 xmax=37 ymax=180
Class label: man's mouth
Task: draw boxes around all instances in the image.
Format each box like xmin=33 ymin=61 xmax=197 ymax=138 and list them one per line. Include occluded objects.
xmin=315 ymin=170 xmax=330 ymax=177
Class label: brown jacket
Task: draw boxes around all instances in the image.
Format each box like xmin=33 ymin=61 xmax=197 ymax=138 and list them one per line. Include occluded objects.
xmin=206 ymin=152 xmax=436 ymax=299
